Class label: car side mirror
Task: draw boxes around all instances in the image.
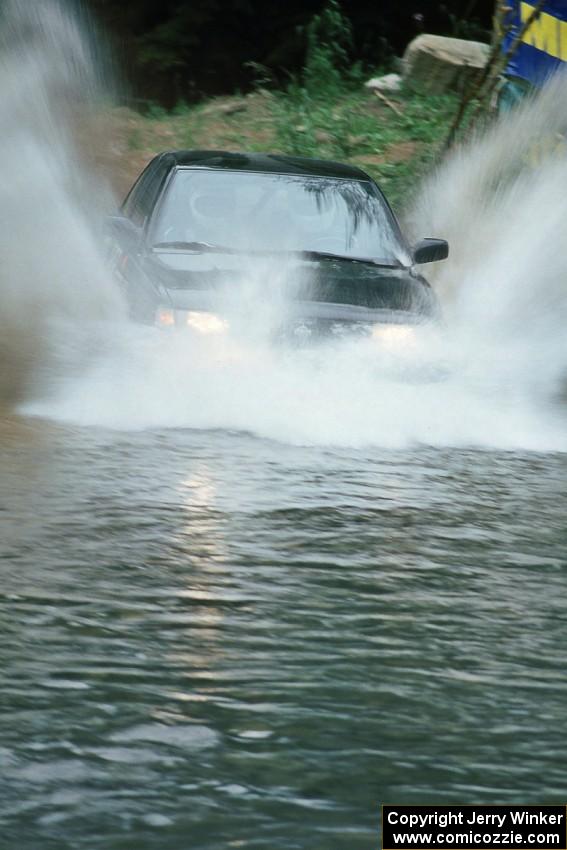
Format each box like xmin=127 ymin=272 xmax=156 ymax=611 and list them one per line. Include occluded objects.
xmin=413 ymin=238 xmax=449 ymax=264
xmin=106 ymin=214 xmax=142 ymax=248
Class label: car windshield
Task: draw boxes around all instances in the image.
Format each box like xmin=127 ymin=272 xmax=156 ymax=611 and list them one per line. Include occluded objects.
xmin=151 ymin=169 xmax=408 ymax=264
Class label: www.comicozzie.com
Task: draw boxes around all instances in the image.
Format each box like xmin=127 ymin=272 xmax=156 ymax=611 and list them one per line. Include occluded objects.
xmin=382 ymin=806 xmax=567 ymax=850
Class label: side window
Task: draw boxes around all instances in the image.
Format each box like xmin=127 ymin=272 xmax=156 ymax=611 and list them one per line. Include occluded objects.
xmin=122 ymin=157 xmax=169 ymax=227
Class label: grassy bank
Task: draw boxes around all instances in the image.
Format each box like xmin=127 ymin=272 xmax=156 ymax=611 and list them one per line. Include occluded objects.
xmin=95 ymin=84 xmax=457 ymax=213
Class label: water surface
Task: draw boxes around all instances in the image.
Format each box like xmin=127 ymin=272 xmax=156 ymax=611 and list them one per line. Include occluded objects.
xmin=2 ymin=415 xmax=566 ymax=849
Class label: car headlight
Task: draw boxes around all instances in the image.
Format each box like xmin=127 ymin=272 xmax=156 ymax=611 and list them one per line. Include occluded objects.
xmin=155 ymin=308 xmax=229 ymax=334
xmin=186 ymin=311 xmax=229 ymax=334
xmin=371 ymin=324 xmax=417 ymax=347
xmin=156 ymin=307 xmax=176 ymax=327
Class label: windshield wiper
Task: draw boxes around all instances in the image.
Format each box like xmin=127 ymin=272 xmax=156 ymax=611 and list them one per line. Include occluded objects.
xmin=152 ymin=243 xmax=402 ymax=267
xmin=284 ymin=249 xmax=401 ymax=268
xmin=152 ymin=241 xmax=235 ymax=253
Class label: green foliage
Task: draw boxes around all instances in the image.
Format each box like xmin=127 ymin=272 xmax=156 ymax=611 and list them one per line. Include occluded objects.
xmin=127 ymin=128 xmax=143 ymax=151
xmin=91 ymin=0 xmax=493 ymax=105
xmin=122 ymin=48 xmax=458 ymax=214
xmin=272 ymin=2 xmax=366 ymax=161
xmin=273 ymin=84 xmax=458 ymax=210
xmin=171 ymin=99 xmax=193 ymax=117
xmin=301 ymin=0 xmax=354 ymax=98
xmin=146 ymin=102 xmax=168 ymax=120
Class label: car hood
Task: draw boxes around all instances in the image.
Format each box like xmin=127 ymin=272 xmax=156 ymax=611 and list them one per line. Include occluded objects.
xmin=146 ymin=250 xmax=439 ymax=321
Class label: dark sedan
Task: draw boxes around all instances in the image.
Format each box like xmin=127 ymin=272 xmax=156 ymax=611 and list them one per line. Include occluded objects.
xmin=106 ymin=150 xmax=448 ymax=341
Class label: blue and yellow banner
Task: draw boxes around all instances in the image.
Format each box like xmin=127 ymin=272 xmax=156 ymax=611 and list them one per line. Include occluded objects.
xmin=503 ymin=1 xmax=567 ymax=84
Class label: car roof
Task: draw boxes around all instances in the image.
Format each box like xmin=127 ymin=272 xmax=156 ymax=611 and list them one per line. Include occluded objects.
xmin=163 ymin=150 xmax=372 ymax=181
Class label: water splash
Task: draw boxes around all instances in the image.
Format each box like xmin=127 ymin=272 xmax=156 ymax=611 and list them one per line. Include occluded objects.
xmin=407 ymin=76 xmax=567 ymax=411
xmin=3 ymin=3 xmax=567 ymax=450
xmin=0 ymin=0 xmax=122 ymax=401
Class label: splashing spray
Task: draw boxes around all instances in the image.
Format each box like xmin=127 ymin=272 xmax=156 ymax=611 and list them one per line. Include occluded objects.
xmin=0 ymin=0 xmax=122 ymax=401
xmin=5 ymin=2 xmax=567 ymax=450
xmin=407 ymin=76 xmax=567 ymax=408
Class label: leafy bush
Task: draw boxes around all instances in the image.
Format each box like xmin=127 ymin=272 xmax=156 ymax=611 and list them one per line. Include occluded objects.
xmin=302 ymin=0 xmax=353 ymax=97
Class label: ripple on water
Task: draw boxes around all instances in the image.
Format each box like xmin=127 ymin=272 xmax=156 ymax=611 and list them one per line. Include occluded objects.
xmin=110 ymin=723 xmax=220 ymax=750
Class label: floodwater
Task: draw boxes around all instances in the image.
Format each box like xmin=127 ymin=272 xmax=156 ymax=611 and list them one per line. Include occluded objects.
xmin=2 ymin=417 xmax=567 ymax=849
xmin=1 ymin=2 xmax=567 ymax=848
